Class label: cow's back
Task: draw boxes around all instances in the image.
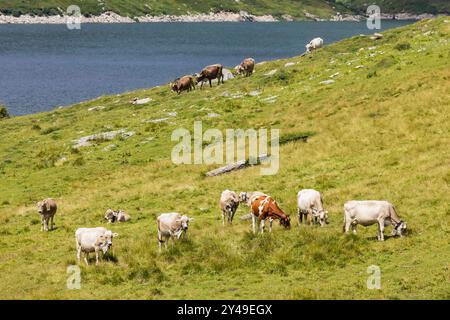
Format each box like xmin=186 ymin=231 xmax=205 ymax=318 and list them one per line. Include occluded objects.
xmin=76 ymin=227 xmax=107 ymax=250
xmin=344 ymin=200 xmax=391 ymax=223
xmin=297 ymin=189 xmax=320 ymax=209
xmin=157 ymin=213 xmax=182 ymax=235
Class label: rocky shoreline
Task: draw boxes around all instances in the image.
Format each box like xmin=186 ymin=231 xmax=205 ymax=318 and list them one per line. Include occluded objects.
xmin=0 ymin=10 xmax=442 ymax=24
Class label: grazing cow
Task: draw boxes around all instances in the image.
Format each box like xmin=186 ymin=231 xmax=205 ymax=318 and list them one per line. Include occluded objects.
xmin=196 ymin=64 xmax=224 ymax=88
xmin=220 ymin=190 xmax=240 ymax=225
xmin=306 ymin=37 xmax=324 ymax=53
xmin=157 ymin=213 xmax=193 ymax=252
xmin=75 ymin=227 xmax=118 ymax=265
xmin=171 ymin=75 xmax=196 ymax=94
xmin=235 ymin=58 xmax=255 ymax=77
xmin=104 ymin=209 xmax=131 ymax=223
xmin=343 ymin=200 xmax=407 ymax=241
xmin=251 ymin=195 xmax=290 ymax=234
xmin=297 ymin=189 xmax=328 ymax=227
xmin=37 ymin=198 xmax=57 ymax=232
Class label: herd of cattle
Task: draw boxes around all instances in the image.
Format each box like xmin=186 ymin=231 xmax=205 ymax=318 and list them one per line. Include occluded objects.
xmin=36 ymin=187 xmax=407 ymax=265
xmin=170 ymin=36 xmax=324 ymax=94
xmin=33 ymin=36 xmax=408 ymax=266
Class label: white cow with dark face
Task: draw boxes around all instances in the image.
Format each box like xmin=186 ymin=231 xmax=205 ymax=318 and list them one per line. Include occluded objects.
xmin=343 ymin=200 xmax=407 ymax=241
xmin=157 ymin=213 xmax=193 ymax=252
xmin=75 ymin=227 xmax=118 ymax=265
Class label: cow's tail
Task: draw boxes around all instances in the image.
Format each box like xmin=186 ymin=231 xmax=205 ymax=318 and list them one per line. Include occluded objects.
xmin=240 ymin=213 xmax=253 ymax=221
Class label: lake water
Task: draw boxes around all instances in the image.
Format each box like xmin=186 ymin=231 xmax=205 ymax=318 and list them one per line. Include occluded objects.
xmin=0 ymin=21 xmax=413 ymax=115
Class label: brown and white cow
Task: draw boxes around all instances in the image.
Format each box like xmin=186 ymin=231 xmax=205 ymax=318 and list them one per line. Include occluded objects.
xmin=171 ymin=75 xmax=196 ymax=94
xmin=251 ymin=195 xmax=290 ymax=234
xmin=235 ymin=58 xmax=255 ymax=77
xmin=196 ymin=64 xmax=224 ymax=88
xmin=37 ymin=198 xmax=57 ymax=232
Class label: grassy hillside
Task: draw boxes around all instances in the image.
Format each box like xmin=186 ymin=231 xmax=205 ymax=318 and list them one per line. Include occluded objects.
xmin=0 ymin=18 xmax=449 ymax=299
xmin=0 ymin=0 xmax=448 ymax=19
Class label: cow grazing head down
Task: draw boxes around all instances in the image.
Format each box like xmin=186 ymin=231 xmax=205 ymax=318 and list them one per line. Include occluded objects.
xmin=279 ymin=215 xmax=291 ymax=229
xmin=314 ymin=209 xmax=329 ymax=226
xmin=391 ymin=221 xmax=407 ymax=237
xmin=96 ymin=230 xmax=118 ymax=254
xmin=238 ymin=192 xmax=248 ymax=204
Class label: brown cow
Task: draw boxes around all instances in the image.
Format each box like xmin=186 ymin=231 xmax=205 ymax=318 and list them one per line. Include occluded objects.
xmin=196 ymin=64 xmax=224 ymax=88
xmin=37 ymin=198 xmax=57 ymax=232
xmin=171 ymin=75 xmax=196 ymax=94
xmin=235 ymin=58 xmax=255 ymax=77
xmin=251 ymin=195 xmax=290 ymax=234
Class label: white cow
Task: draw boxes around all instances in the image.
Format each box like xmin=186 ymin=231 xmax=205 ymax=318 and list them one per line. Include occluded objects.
xmin=343 ymin=200 xmax=407 ymax=241
xmin=220 ymin=190 xmax=240 ymax=225
xmin=157 ymin=213 xmax=193 ymax=252
xmin=104 ymin=209 xmax=131 ymax=223
xmin=297 ymin=189 xmax=328 ymax=226
xmin=75 ymin=227 xmax=118 ymax=265
xmin=306 ymin=37 xmax=324 ymax=53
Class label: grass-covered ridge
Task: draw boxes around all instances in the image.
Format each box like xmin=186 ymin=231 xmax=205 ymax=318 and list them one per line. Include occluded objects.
xmin=0 ymin=0 xmax=449 ymax=19
xmin=0 ymin=18 xmax=449 ymax=299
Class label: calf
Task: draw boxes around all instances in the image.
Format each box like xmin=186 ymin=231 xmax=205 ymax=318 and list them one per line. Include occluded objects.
xmin=196 ymin=64 xmax=224 ymax=88
xmin=171 ymin=75 xmax=196 ymax=94
xmin=37 ymin=198 xmax=57 ymax=232
xmin=343 ymin=200 xmax=407 ymax=241
xmin=251 ymin=195 xmax=290 ymax=234
xmin=75 ymin=227 xmax=118 ymax=265
xmin=157 ymin=212 xmax=193 ymax=252
xmin=220 ymin=190 xmax=240 ymax=225
xmin=297 ymin=189 xmax=328 ymax=227
xmin=104 ymin=209 xmax=131 ymax=223
xmin=235 ymin=58 xmax=255 ymax=77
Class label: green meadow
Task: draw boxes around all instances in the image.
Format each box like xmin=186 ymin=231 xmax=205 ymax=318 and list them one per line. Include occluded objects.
xmin=0 ymin=18 xmax=449 ymax=299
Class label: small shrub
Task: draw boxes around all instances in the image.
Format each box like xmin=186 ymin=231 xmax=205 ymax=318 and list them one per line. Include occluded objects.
xmin=394 ymin=42 xmax=411 ymax=51
xmin=0 ymin=105 xmax=9 ymax=119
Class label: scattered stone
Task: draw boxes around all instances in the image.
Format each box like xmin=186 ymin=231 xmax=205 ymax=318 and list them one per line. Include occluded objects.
xmin=284 ymin=62 xmax=296 ymax=68
xmin=207 ymin=113 xmax=221 ymax=118
xmin=370 ymin=33 xmax=383 ymax=40
xmin=330 ymin=72 xmax=340 ymax=78
xmin=131 ymin=97 xmax=152 ymax=105
xmin=248 ymin=90 xmax=262 ymax=97
xmin=144 ymin=118 xmax=169 ymax=123
xmin=103 ymin=144 xmax=117 ymax=151
xmin=354 ymin=65 xmax=365 ymax=69
xmin=167 ymin=112 xmax=177 ymax=117
xmin=261 ymin=95 xmax=278 ymax=103
xmin=73 ymin=129 xmax=134 ymax=148
xmin=88 ymin=106 xmax=105 ymax=111
xmin=264 ymin=69 xmax=277 ymax=76
xmin=222 ymin=68 xmax=235 ymax=81
xmin=221 ymin=91 xmax=230 ymax=97
xmin=320 ymin=80 xmax=335 ymax=85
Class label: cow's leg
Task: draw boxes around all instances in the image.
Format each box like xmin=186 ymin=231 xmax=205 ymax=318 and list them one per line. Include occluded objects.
xmin=44 ymin=217 xmax=49 ymax=232
xmin=40 ymin=215 xmax=44 ymax=231
xmin=307 ymin=210 xmax=313 ymax=226
xmin=50 ymin=216 xmax=54 ymax=230
xmin=378 ymin=219 xmax=385 ymax=241
xmin=222 ymin=211 xmax=225 ymax=226
xmin=260 ymin=219 xmax=265 ymax=234
xmin=209 ymin=79 xmax=212 ymax=88
xmin=76 ymin=244 xmax=81 ymax=264
xmin=343 ymin=217 xmax=352 ymax=233
xmin=95 ymin=249 xmax=100 ymax=266
xmin=352 ymin=224 xmax=357 ymax=234
xmin=252 ymin=215 xmax=257 ymax=234
xmin=84 ymin=253 xmax=89 ymax=266
xmin=269 ymin=219 xmax=273 ymax=233
xmin=297 ymin=208 xmax=301 ymax=226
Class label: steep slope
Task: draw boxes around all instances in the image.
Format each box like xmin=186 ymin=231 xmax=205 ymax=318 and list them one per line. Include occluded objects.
xmin=0 ymin=18 xmax=449 ymax=299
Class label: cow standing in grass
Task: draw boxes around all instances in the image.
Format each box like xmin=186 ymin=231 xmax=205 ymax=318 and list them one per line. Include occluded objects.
xmin=297 ymin=189 xmax=328 ymax=227
xmin=157 ymin=213 xmax=193 ymax=252
xmin=196 ymin=64 xmax=224 ymax=88
xmin=251 ymin=195 xmax=290 ymax=234
xmin=75 ymin=227 xmax=118 ymax=265
xmin=343 ymin=200 xmax=407 ymax=241
xmin=37 ymin=198 xmax=57 ymax=232
xmin=171 ymin=75 xmax=196 ymax=94
xmin=219 ymin=190 xmax=240 ymax=225
xmin=235 ymin=58 xmax=255 ymax=77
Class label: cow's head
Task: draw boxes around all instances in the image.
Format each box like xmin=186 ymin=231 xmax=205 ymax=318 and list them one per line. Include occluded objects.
xmin=104 ymin=209 xmax=116 ymax=223
xmin=391 ymin=221 xmax=407 ymax=237
xmin=177 ymin=215 xmax=193 ymax=231
xmin=97 ymin=230 xmax=118 ymax=254
xmin=314 ymin=209 xmax=329 ymax=227
xmin=37 ymin=200 xmax=50 ymax=214
xmin=280 ymin=215 xmax=291 ymax=229
xmin=306 ymin=44 xmax=312 ymax=52
xmin=238 ymin=192 xmax=248 ymax=204
xmin=234 ymin=65 xmax=244 ymax=75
